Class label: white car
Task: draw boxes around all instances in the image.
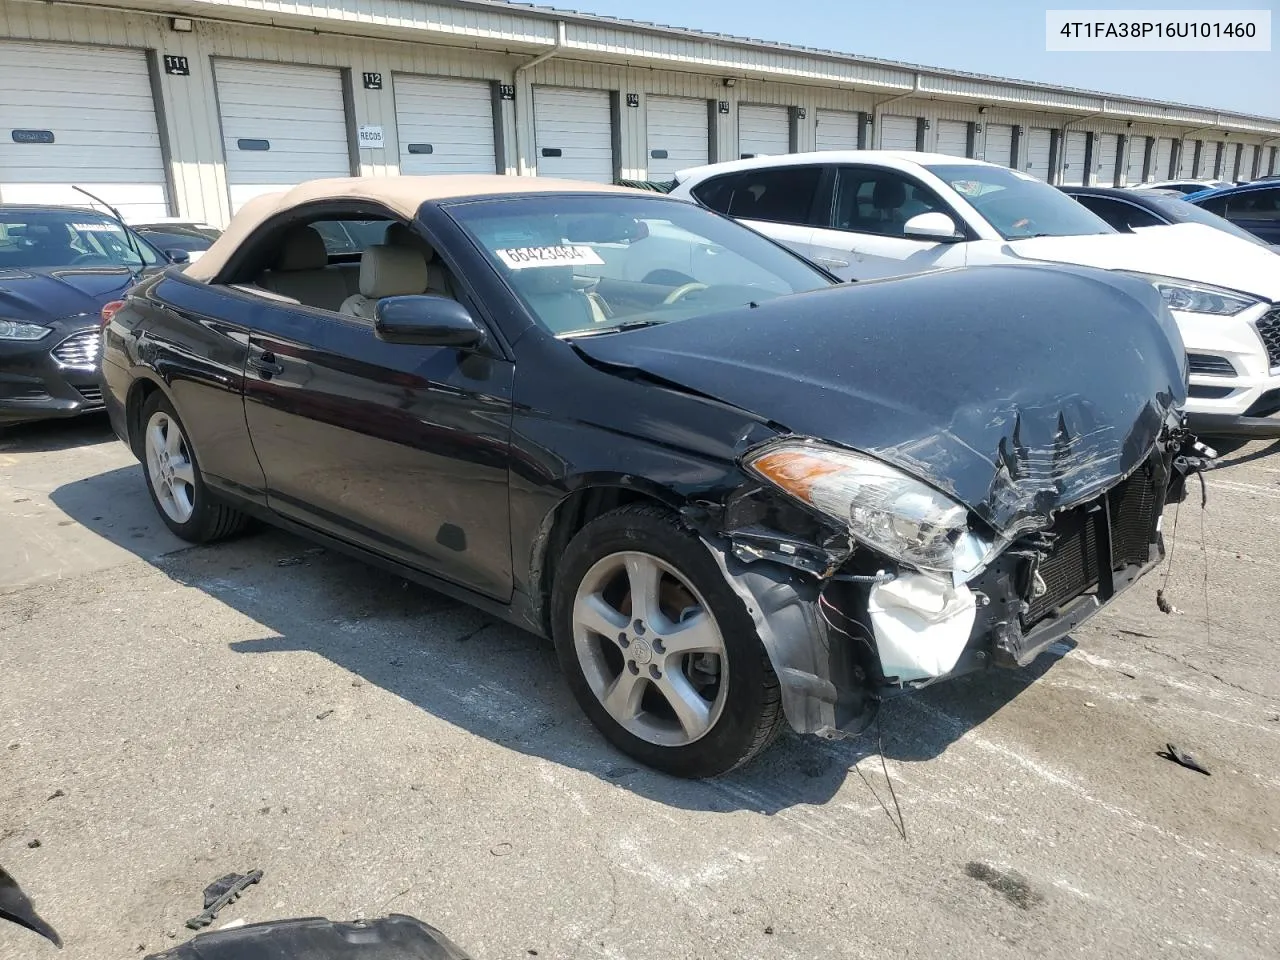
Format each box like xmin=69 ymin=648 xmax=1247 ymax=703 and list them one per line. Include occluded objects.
xmin=1131 ymin=179 xmax=1234 ymax=195
xmin=669 ymin=151 xmax=1280 ymax=438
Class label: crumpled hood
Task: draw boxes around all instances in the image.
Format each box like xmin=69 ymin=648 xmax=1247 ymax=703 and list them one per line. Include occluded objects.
xmin=1006 ymin=223 xmax=1280 ymax=300
xmin=574 ymin=263 xmax=1186 ymax=536
xmin=0 ymin=266 xmax=135 ymax=324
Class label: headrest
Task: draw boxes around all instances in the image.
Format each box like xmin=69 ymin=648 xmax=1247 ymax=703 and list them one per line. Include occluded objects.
xmin=872 ymin=179 xmax=907 ymax=210
xmin=276 ymin=225 xmax=328 ymax=271
xmin=359 ymin=244 xmax=428 ymax=298
xmin=384 ymin=222 xmax=437 ymax=262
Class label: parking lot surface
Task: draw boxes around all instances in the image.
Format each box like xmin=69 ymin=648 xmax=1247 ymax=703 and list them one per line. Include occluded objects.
xmin=2 ymin=416 xmax=1278 ymax=960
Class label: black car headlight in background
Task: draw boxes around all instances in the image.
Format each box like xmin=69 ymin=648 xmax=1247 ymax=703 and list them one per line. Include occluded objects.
xmin=743 ymin=439 xmax=992 ymax=579
xmin=0 ymin=319 xmax=52 ymax=341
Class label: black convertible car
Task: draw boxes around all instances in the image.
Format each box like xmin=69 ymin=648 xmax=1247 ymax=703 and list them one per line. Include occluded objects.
xmin=102 ymin=176 xmax=1191 ymax=777
xmin=0 ymin=204 xmax=174 ymax=426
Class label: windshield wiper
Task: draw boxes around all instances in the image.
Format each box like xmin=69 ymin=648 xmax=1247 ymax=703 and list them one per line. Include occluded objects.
xmin=560 ymin=319 xmax=667 ymax=339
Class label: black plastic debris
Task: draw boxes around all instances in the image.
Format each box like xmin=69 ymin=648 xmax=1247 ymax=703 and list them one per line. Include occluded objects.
xmin=1159 ymin=743 xmax=1211 ymax=776
xmin=148 ymin=915 xmax=473 ymax=959
xmin=186 ymin=870 xmax=263 ymax=930
xmin=0 ymin=866 xmax=62 ymax=948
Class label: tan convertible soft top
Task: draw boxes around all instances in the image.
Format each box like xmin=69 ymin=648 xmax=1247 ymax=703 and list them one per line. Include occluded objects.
xmin=185 ymin=175 xmax=641 ymax=281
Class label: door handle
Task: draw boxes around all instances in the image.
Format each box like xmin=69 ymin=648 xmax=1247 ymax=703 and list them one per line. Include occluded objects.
xmin=248 ymin=351 xmax=284 ymax=378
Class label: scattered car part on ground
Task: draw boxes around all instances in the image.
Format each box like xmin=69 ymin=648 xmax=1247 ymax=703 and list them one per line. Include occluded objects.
xmin=186 ymin=870 xmax=264 ymax=929
xmin=0 ymin=866 xmax=61 ymax=948
xmin=670 ymin=151 xmax=1280 ymax=438
xmin=1159 ymin=743 xmax=1212 ymax=775
xmin=1184 ymin=180 xmax=1280 ymax=247
xmin=104 ymin=174 xmax=1194 ymax=777
xmin=0 ymin=204 xmax=173 ymax=426
xmin=1059 ymin=185 xmax=1279 ymax=251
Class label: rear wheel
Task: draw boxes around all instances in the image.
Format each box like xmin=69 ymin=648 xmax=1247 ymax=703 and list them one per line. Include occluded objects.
xmin=140 ymin=392 xmax=248 ymax=543
xmin=551 ymin=504 xmax=786 ymax=777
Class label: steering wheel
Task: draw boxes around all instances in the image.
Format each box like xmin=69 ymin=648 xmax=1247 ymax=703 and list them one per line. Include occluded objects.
xmin=71 ymin=253 xmax=111 ymax=266
xmin=662 ymin=282 xmax=709 ymax=305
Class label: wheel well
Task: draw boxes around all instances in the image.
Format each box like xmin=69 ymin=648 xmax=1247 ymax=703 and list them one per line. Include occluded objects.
xmin=125 ymin=378 xmax=161 ymax=459
xmin=533 ymin=485 xmax=672 ymax=634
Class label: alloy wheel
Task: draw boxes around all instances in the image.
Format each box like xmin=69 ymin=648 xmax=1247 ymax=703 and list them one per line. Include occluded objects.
xmin=144 ymin=410 xmax=197 ymax=525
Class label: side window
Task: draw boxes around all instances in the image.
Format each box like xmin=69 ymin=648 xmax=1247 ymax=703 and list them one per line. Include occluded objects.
xmin=691 ymin=173 xmax=742 ymax=216
xmin=1238 ymin=188 xmax=1280 ymax=220
xmin=1075 ymin=197 xmax=1162 ymax=231
xmin=831 ymin=167 xmax=947 ymax=238
xmin=693 ymin=167 xmax=823 ymax=225
xmin=1199 ymin=195 xmax=1229 ymax=217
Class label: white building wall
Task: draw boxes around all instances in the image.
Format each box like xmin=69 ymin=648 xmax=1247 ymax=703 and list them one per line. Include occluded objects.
xmin=2 ymin=0 xmax=1275 ymax=226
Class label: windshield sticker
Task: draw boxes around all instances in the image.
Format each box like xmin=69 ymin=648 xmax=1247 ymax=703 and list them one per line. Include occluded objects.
xmin=71 ymin=222 xmax=117 ymax=232
xmin=495 ymin=245 xmax=604 ymax=270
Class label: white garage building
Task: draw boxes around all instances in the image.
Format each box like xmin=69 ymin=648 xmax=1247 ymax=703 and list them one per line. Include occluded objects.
xmin=2 ymin=0 xmax=1277 ymax=226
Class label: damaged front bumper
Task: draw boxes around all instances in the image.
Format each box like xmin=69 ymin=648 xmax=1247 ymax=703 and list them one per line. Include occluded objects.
xmin=701 ymin=437 xmax=1194 ymax=742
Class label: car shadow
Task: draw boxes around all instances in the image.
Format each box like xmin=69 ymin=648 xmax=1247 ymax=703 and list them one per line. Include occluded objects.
xmin=1210 ymin=437 xmax=1280 ymax=468
xmin=49 ymin=464 xmax=1062 ymax=814
xmin=0 ymin=413 xmax=114 ymax=453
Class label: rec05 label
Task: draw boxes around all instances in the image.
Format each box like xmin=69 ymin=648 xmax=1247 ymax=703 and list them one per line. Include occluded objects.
xmin=494 ymin=245 xmax=605 ymax=270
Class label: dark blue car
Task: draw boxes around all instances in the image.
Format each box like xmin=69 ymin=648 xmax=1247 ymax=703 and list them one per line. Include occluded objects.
xmin=0 ymin=205 xmax=176 ymax=426
xmin=1185 ymin=180 xmax=1280 ymax=246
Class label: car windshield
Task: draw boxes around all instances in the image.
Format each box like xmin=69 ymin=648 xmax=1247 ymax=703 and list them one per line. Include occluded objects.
xmin=136 ymin=227 xmax=219 ymax=253
xmin=1143 ymin=194 xmax=1271 ymax=246
xmin=0 ymin=210 xmax=160 ymax=269
xmin=925 ymin=163 xmax=1115 ymax=239
xmin=447 ymin=195 xmax=833 ymax=337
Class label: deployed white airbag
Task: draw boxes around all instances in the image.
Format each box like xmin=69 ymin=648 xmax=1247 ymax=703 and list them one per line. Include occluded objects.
xmin=867 ymin=573 xmax=977 ymax=682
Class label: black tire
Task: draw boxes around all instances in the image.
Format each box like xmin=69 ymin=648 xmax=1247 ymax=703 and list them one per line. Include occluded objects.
xmin=551 ymin=503 xmax=786 ymax=777
xmin=139 ymin=391 xmax=249 ymax=543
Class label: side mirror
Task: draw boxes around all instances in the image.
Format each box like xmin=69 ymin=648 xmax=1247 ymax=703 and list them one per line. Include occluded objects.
xmin=903 ymin=212 xmax=963 ymax=243
xmin=165 ymin=248 xmax=191 ymax=264
xmin=374 ymin=295 xmax=487 ymax=349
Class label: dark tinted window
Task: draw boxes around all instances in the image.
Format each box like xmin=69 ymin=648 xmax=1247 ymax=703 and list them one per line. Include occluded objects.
xmin=1231 ymin=188 xmax=1280 ymax=221
xmin=1145 ymin=194 xmax=1270 ymax=245
xmin=831 ymin=167 xmax=948 ymax=237
xmin=1073 ymin=196 xmax=1164 ymax=231
xmin=136 ymin=228 xmax=215 ymax=252
xmin=692 ymin=166 xmax=823 ymax=225
xmin=1198 ymin=195 xmax=1230 ymax=216
xmin=310 ymin=219 xmax=394 ymax=255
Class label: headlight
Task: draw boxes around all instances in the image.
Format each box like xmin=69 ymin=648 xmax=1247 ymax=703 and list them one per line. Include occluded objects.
xmin=1124 ymin=273 xmax=1260 ymax=317
xmin=744 ymin=439 xmax=990 ymax=576
xmin=0 ymin=319 xmax=52 ymax=341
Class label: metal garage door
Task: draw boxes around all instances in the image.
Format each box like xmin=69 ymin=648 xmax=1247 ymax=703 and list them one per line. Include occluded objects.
xmin=1238 ymin=144 xmax=1257 ymax=179
xmin=394 ymin=75 xmax=496 ymax=175
xmin=0 ymin=41 xmax=168 ymax=219
xmin=1060 ymin=131 xmax=1088 ymax=185
xmin=879 ymin=115 xmax=919 ymax=151
xmin=816 ymin=110 xmax=859 ymax=151
xmin=984 ymin=124 xmax=1014 ymax=166
xmin=215 ymin=60 xmax=350 ymax=213
xmin=533 ymin=87 xmax=614 ymax=182
xmin=1153 ymin=138 xmax=1174 ymax=179
xmin=1126 ymin=137 xmax=1148 ymax=183
xmin=646 ymin=96 xmax=708 ymax=179
xmin=738 ymin=104 xmax=789 ymax=158
xmin=1094 ymin=133 xmax=1119 ymax=185
xmin=935 ymin=120 xmax=969 ymax=158
xmin=1025 ymin=128 xmax=1053 ymax=179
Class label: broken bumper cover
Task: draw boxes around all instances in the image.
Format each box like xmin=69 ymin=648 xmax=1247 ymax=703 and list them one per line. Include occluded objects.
xmin=704 ymin=449 xmax=1173 ymax=741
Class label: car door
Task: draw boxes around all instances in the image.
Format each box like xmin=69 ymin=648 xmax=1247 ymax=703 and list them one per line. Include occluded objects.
xmin=806 ymin=165 xmax=970 ymax=281
xmin=691 ymin=166 xmax=825 ymax=265
xmin=240 ymin=254 xmax=515 ymax=601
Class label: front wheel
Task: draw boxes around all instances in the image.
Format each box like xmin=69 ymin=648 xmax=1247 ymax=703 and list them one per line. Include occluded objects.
xmin=551 ymin=504 xmax=786 ymax=777
xmin=140 ymin=392 xmax=248 ymax=543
